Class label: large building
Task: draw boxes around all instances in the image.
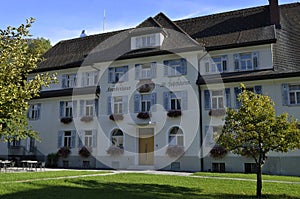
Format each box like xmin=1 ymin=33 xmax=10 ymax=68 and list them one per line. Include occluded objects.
xmin=1 ymin=0 xmax=300 ymax=175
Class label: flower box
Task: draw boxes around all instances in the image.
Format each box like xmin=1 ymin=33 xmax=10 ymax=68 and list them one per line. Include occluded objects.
xmin=137 ymin=112 xmax=151 ymax=119
xmin=60 ymin=117 xmax=72 ymax=124
xmin=80 ymin=116 xmax=93 ymax=122
xmin=167 ymin=110 xmax=182 ymax=118
xmin=106 ymin=145 xmax=124 ymax=156
xmin=57 ymin=146 xmax=71 ymax=158
xmin=79 ymin=146 xmax=92 ymax=158
xmin=166 ymin=145 xmax=184 ymax=157
xmin=210 ymin=146 xmax=227 ymax=158
xmin=209 ymin=109 xmax=226 ymax=117
xmin=109 ymin=114 xmax=124 ymax=121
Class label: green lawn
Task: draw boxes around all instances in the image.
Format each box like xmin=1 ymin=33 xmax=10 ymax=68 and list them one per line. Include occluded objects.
xmin=0 ymin=171 xmax=299 ymax=199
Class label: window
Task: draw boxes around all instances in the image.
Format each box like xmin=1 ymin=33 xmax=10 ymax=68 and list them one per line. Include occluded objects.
xmin=289 ymin=85 xmax=300 ymax=105
xmin=80 ymin=100 xmax=98 ymax=117
xmin=134 ymin=93 xmax=157 ymax=113
xmin=62 ymin=74 xmax=77 ymax=88
xmin=234 ymin=52 xmax=259 ymax=71
xmin=58 ymin=130 xmax=75 ymax=148
xmin=26 ymin=137 xmax=35 ymax=152
xmin=135 ymin=62 xmax=156 ymax=79
xmin=164 ymin=91 xmax=187 ymax=111
xmin=108 ymin=96 xmax=128 ymax=114
xmin=63 ymin=131 xmax=72 ymax=147
xmin=169 ymin=127 xmax=184 ymax=146
xmin=131 ymin=33 xmax=162 ymax=49
xmin=8 ymin=138 xmax=21 ymax=147
xmin=108 ymin=66 xmax=128 ymax=83
xmin=244 ymin=163 xmax=257 ymax=174
xmin=204 ymin=56 xmax=228 ymax=74
xmin=111 ymin=129 xmax=124 ymax=148
xmin=60 ymin=101 xmax=75 ymax=118
xmin=82 ymin=71 xmax=98 ymax=87
xmin=212 ymin=163 xmax=225 ymax=172
xmin=85 ymin=100 xmax=94 ymax=116
xmin=84 ymin=131 xmax=93 ymax=147
xmin=28 ymin=104 xmax=41 ymax=120
xmin=164 ymin=59 xmax=187 ymax=76
xmin=141 ymin=94 xmax=151 ymax=112
xmin=211 ymin=90 xmax=224 ymax=109
xmin=114 ymin=97 xmax=123 ymax=114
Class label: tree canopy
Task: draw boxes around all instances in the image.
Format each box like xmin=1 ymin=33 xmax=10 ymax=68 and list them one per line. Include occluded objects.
xmin=217 ymin=84 xmax=300 ymax=198
xmin=0 ymin=18 xmax=56 ymax=141
xmin=28 ymin=37 xmax=52 ymax=58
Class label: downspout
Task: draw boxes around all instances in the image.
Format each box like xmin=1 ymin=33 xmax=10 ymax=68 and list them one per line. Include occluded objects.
xmin=198 ymin=84 xmax=204 ymax=172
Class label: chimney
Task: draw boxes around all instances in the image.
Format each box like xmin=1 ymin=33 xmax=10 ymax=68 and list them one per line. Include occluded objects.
xmin=268 ymin=0 xmax=281 ymax=28
xmin=80 ymin=30 xmax=87 ymax=38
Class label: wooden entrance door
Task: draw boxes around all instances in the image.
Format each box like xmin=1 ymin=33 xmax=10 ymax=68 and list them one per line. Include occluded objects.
xmin=139 ymin=129 xmax=154 ymax=165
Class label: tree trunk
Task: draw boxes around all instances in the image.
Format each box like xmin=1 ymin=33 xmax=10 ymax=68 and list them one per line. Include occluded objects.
xmin=256 ymin=163 xmax=262 ymax=198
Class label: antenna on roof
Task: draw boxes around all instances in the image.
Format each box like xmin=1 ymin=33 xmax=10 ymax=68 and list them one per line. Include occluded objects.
xmin=103 ymin=9 xmax=106 ymax=32
xmin=80 ymin=30 xmax=87 ymax=37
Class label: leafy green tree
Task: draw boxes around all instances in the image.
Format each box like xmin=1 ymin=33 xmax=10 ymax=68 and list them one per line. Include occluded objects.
xmin=218 ymin=84 xmax=300 ymax=198
xmin=28 ymin=37 xmax=52 ymax=57
xmin=0 ymin=18 xmax=56 ymax=141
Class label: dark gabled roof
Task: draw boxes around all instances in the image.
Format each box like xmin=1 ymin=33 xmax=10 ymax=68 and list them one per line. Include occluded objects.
xmin=37 ymin=2 xmax=300 ymax=79
xmin=197 ymin=3 xmax=300 ymax=85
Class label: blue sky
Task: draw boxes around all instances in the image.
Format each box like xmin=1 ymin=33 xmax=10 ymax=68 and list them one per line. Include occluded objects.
xmin=0 ymin=0 xmax=298 ymax=45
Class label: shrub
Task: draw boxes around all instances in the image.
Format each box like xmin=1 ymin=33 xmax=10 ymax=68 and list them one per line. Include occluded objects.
xmin=106 ymin=145 xmax=124 ymax=156
xmin=79 ymin=146 xmax=92 ymax=158
xmin=60 ymin=117 xmax=72 ymax=124
xmin=57 ymin=146 xmax=71 ymax=158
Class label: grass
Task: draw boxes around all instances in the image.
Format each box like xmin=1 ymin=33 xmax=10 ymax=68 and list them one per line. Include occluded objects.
xmin=0 ymin=171 xmax=299 ymax=199
xmin=193 ymin=172 xmax=300 ymax=182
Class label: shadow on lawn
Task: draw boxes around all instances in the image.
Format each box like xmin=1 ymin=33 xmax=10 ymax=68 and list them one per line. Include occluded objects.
xmin=1 ymin=180 xmax=299 ymax=199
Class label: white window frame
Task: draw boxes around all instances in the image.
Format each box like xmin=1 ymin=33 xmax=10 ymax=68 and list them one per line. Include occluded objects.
xmin=141 ymin=94 xmax=151 ymax=112
xmin=211 ymin=90 xmax=224 ymax=109
xmin=85 ymin=100 xmax=94 ymax=117
xmin=168 ymin=127 xmax=184 ymax=146
xmin=64 ymin=101 xmax=73 ymax=118
xmin=66 ymin=74 xmax=77 ymax=88
xmin=113 ymin=97 xmax=123 ymax=114
xmin=170 ymin=95 xmax=181 ymax=111
xmin=28 ymin=104 xmax=40 ymax=120
xmin=140 ymin=63 xmax=152 ymax=79
xmin=111 ymin=129 xmax=124 ymax=148
xmin=288 ymin=85 xmax=300 ymax=105
xmin=136 ymin=34 xmax=156 ymax=49
xmin=64 ymin=131 xmax=72 ymax=147
xmin=84 ymin=130 xmax=93 ymax=147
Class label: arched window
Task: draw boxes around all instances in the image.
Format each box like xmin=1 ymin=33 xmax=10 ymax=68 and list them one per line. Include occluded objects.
xmin=168 ymin=127 xmax=184 ymax=146
xmin=111 ymin=129 xmax=124 ymax=148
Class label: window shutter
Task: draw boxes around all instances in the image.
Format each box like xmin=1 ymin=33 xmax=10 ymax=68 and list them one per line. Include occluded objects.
xmin=81 ymin=73 xmax=87 ymax=87
xmin=27 ymin=105 xmax=32 ymax=119
xmin=58 ymin=131 xmax=63 ymax=148
xmin=151 ymin=62 xmax=157 ymax=78
xmin=72 ymin=100 xmax=77 ymax=118
xmin=79 ymin=100 xmax=84 ymax=116
xmin=225 ymin=88 xmax=231 ymax=108
xmin=181 ymin=91 xmax=188 ymax=110
xmin=108 ymin=68 xmax=114 ymax=83
xmin=26 ymin=137 xmax=30 ymax=151
xmin=78 ymin=130 xmax=83 ymax=148
xmin=123 ymin=96 xmax=128 ymax=114
xmin=92 ymin=130 xmax=97 ymax=147
xmin=62 ymin=74 xmax=67 ymax=88
xmin=282 ymin=83 xmax=289 ymax=106
xmin=107 ymin=96 xmax=112 ymax=114
xmin=151 ymin=93 xmax=157 ymax=112
xmin=253 ymin=52 xmax=259 ymax=69
xmin=37 ymin=103 xmax=41 ymax=119
xmin=59 ymin=101 xmax=64 ymax=118
xmin=134 ymin=94 xmax=141 ymax=113
xmin=234 ymin=87 xmax=242 ymax=108
xmin=135 ymin=64 xmax=141 ymax=80
xmin=163 ymin=61 xmax=169 ymax=76
xmin=254 ymin=85 xmax=262 ymax=94
xmin=71 ymin=130 xmax=76 ymax=148
xmin=94 ymin=71 xmax=99 ymax=85
xmin=95 ymin=98 xmax=99 ymax=116
xmin=181 ymin=58 xmax=187 ymax=75
xmin=163 ymin=92 xmax=170 ymax=111
xmin=233 ymin=54 xmax=240 ymax=71
xmin=123 ymin=66 xmax=129 ymax=81
xmin=204 ymin=90 xmax=211 ymax=110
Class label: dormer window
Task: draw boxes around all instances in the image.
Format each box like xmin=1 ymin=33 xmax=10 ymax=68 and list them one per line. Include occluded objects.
xmin=204 ymin=55 xmax=228 ymax=74
xmin=131 ymin=33 xmax=163 ymax=50
xmin=234 ymin=52 xmax=259 ymax=71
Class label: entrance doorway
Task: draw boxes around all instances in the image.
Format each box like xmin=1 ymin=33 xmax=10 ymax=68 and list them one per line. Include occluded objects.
xmin=138 ymin=128 xmax=154 ymax=165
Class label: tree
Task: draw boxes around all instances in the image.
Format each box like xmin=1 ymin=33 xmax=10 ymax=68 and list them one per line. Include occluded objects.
xmin=28 ymin=37 xmax=52 ymax=57
xmin=0 ymin=18 xmax=56 ymax=141
xmin=217 ymin=84 xmax=300 ymax=198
